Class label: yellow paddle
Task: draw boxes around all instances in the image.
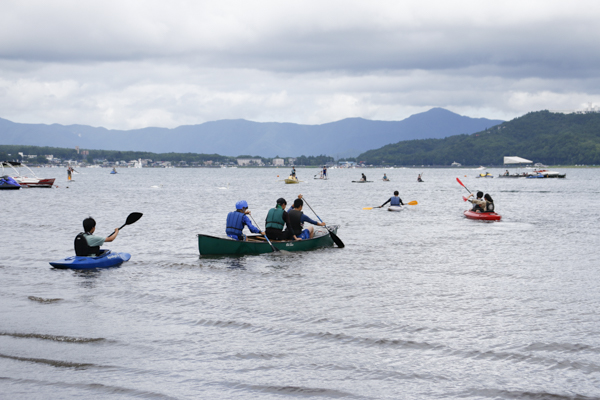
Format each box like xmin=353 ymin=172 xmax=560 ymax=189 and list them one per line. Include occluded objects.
xmin=363 ymin=201 xmax=418 ymax=210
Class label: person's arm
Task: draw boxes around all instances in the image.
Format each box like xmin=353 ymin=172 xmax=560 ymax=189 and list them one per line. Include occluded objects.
xmin=399 ymin=198 xmax=405 ymax=205
xmin=105 ymin=228 xmax=119 ymax=243
xmin=301 ymin=214 xmax=325 ymax=226
xmin=243 ymin=215 xmax=263 ymax=235
xmin=380 ymin=198 xmax=391 ymax=207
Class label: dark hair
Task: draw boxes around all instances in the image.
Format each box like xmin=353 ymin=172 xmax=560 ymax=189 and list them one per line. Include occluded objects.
xmin=276 ymin=198 xmax=287 ymax=206
xmin=477 ymin=191 xmax=483 ymax=198
xmin=484 ymin=193 xmax=493 ymax=203
xmin=83 ymin=217 xmax=96 ymax=233
xmin=293 ymin=198 xmax=303 ymax=208
xmin=394 ymin=191 xmax=399 ymax=196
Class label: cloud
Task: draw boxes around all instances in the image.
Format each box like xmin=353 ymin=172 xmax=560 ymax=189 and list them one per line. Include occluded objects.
xmin=1 ymin=1 xmax=600 ymax=129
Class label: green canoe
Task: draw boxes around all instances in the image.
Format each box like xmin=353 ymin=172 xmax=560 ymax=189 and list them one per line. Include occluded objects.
xmin=197 ymin=227 xmax=338 ymax=256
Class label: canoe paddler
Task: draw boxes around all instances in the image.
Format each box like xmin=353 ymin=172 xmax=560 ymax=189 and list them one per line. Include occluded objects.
xmin=265 ymin=198 xmax=292 ymax=241
xmin=286 ymin=196 xmax=325 ymax=240
xmin=74 ymin=217 xmax=119 ymax=257
xmin=466 ymin=191 xmax=486 ymax=212
xmin=226 ymin=200 xmax=264 ymax=241
xmin=378 ymin=190 xmax=404 ymax=208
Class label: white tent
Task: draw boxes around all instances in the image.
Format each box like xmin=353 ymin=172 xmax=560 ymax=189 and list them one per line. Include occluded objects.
xmin=503 ymin=156 xmax=532 ymax=165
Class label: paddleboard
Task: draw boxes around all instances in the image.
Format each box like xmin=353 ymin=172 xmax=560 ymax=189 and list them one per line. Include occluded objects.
xmin=352 ymin=181 xmax=373 ymax=183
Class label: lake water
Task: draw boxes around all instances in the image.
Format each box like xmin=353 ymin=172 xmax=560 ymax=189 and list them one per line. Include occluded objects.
xmin=1 ymin=167 xmax=599 ymax=399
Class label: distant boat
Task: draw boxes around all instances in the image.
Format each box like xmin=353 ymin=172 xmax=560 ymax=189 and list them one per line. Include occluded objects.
xmin=451 ymin=161 xmax=462 ymax=167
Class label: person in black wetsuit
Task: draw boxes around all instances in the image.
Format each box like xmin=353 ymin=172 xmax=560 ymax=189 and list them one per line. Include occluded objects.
xmin=379 ymin=191 xmax=404 ymax=208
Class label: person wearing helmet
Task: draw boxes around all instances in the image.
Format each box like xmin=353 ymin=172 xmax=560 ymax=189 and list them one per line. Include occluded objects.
xmin=265 ymin=197 xmax=293 ymax=240
xmin=226 ymin=200 xmax=264 ymax=241
xmin=466 ymin=191 xmax=486 ymax=212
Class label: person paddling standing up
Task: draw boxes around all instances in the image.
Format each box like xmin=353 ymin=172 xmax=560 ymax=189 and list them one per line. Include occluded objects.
xmin=286 ymin=197 xmax=325 ymax=240
xmin=265 ymin=198 xmax=292 ymax=241
xmin=467 ymin=191 xmax=486 ymax=212
xmin=379 ymin=190 xmax=405 ymax=208
xmin=75 ymin=217 xmax=119 ymax=257
xmin=226 ymin=200 xmax=264 ymax=241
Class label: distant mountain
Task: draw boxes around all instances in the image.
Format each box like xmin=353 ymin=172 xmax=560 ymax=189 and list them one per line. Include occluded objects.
xmin=0 ymin=108 xmax=503 ymax=158
xmin=357 ymin=110 xmax=600 ymax=165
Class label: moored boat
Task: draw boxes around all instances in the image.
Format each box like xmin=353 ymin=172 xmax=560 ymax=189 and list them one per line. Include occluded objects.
xmin=198 ymin=227 xmax=338 ymax=255
xmin=1 ymin=161 xmax=55 ymax=188
xmin=464 ymin=210 xmax=501 ymax=221
xmin=49 ymin=250 xmax=131 ymax=269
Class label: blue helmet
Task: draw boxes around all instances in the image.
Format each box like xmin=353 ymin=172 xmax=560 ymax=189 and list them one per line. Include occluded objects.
xmin=236 ymin=200 xmax=248 ymax=209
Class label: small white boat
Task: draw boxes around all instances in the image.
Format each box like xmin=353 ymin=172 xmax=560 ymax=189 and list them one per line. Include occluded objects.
xmin=388 ymin=206 xmax=404 ymax=212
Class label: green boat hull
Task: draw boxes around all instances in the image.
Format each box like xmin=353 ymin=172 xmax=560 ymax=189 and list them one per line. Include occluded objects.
xmin=198 ymin=228 xmax=337 ymax=255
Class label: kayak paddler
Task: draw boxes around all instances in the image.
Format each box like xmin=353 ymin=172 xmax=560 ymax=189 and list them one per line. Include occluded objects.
xmin=466 ymin=191 xmax=486 ymax=212
xmin=286 ymin=197 xmax=325 ymax=240
xmin=379 ymin=190 xmax=404 ymax=208
xmin=483 ymin=193 xmax=495 ymax=212
xmin=265 ymin=197 xmax=292 ymax=241
xmin=74 ymin=217 xmax=119 ymax=257
xmin=226 ymin=200 xmax=264 ymax=241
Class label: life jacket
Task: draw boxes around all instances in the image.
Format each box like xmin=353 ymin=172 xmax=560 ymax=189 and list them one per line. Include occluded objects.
xmin=226 ymin=211 xmax=245 ymax=236
xmin=485 ymin=202 xmax=495 ymax=212
xmin=288 ymin=209 xmax=304 ymax=236
xmin=390 ymin=196 xmax=401 ymax=206
xmin=74 ymin=232 xmax=100 ymax=257
xmin=265 ymin=207 xmax=285 ymax=230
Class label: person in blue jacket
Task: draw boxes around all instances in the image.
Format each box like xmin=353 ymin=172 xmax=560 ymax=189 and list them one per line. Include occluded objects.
xmin=226 ymin=200 xmax=264 ymax=241
xmin=379 ymin=191 xmax=405 ymax=208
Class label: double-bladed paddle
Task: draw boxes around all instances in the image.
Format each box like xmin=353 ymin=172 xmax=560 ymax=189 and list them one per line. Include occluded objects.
xmin=107 ymin=212 xmax=143 ymax=238
xmin=363 ymin=200 xmax=418 ymax=210
xmin=302 ymin=198 xmax=344 ymax=248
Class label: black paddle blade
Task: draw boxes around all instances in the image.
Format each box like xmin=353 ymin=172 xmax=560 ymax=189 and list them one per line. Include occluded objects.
xmin=328 ymin=228 xmax=345 ymax=248
xmin=126 ymin=212 xmax=143 ymax=225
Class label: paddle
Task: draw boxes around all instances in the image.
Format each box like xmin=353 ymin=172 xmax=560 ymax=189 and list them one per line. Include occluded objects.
xmin=302 ymin=198 xmax=344 ymax=248
xmin=248 ymin=214 xmax=279 ymax=253
xmin=107 ymin=212 xmax=143 ymax=238
xmin=456 ymin=177 xmax=472 ymax=194
xmin=363 ymin=200 xmax=418 ymax=210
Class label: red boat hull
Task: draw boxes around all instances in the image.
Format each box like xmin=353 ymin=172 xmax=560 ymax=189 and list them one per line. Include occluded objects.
xmin=17 ymin=178 xmax=55 ymax=188
xmin=464 ymin=210 xmax=502 ymax=221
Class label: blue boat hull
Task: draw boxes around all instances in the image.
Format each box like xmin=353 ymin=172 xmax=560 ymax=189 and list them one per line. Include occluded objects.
xmin=49 ymin=250 xmax=131 ymax=269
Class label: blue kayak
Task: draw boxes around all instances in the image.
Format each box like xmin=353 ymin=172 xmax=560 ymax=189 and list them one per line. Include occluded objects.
xmin=49 ymin=250 xmax=131 ymax=269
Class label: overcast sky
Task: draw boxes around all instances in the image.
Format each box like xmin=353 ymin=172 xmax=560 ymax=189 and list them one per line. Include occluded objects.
xmin=1 ymin=0 xmax=599 ymax=129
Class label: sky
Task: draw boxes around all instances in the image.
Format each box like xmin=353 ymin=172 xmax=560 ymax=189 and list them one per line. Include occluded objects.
xmin=1 ymin=0 xmax=599 ymax=130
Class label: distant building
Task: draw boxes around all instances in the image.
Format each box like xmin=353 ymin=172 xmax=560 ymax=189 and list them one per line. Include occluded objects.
xmin=237 ymin=158 xmax=263 ymax=166
xmin=273 ymin=158 xmax=284 ymax=166
xmin=287 ymin=157 xmax=296 ymax=165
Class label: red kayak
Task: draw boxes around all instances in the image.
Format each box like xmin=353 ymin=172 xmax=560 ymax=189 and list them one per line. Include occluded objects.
xmin=464 ymin=210 xmax=502 ymax=221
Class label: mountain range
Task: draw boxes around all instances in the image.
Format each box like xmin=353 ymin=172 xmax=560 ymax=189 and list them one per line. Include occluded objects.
xmin=0 ymin=108 xmax=503 ymax=158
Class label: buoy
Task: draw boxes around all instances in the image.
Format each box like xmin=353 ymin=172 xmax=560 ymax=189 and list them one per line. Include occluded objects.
xmin=277 ymin=175 xmax=279 ymax=177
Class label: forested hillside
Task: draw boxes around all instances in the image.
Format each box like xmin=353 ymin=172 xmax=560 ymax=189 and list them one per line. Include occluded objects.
xmin=357 ymin=111 xmax=600 ymax=165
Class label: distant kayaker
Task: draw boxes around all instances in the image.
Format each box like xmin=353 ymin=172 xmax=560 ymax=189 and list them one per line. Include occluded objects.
xmin=466 ymin=191 xmax=486 ymax=212
xmin=484 ymin=193 xmax=495 ymax=212
xmin=504 ymin=170 xmax=510 ymax=176
xmin=417 ymin=174 xmax=423 ymax=182
xmin=361 ymin=173 xmax=367 ymax=182
xmin=383 ymin=173 xmax=389 ymax=181
xmin=286 ymin=197 xmax=325 ymax=240
xmin=74 ymin=217 xmax=119 ymax=257
xmin=265 ymin=198 xmax=292 ymax=241
xmin=226 ymin=200 xmax=264 ymax=241
xmin=379 ymin=190 xmax=405 ymax=208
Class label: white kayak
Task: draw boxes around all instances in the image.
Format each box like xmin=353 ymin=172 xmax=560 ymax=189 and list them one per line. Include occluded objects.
xmin=388 ymin=206 xmax=404 ymax=212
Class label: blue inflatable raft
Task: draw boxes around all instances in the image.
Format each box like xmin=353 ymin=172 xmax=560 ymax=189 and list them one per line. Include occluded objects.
xmin=49 ymin=250 xmax=131 ymax=269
